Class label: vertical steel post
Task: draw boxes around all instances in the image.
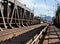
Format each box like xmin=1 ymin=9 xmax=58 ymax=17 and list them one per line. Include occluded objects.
xmin=9 ymin=0 xmax=16 ymax=28
xmin=14 ymin=0 xmax=20 ymax=28
xmin=16 ymin=8 xmax=21 ymax=28
xmin=0 ymin=0 xmax=7 ymax=28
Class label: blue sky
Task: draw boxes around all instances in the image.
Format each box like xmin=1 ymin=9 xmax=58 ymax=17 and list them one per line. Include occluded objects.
xmin=18 ymin=0 xmax=60 ymax=17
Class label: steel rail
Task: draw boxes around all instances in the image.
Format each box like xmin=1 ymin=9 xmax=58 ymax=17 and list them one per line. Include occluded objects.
xmin=31 ymin=24 xmax=49 ymax=44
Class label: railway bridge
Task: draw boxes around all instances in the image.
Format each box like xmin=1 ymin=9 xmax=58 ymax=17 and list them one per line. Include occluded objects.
xmin=0 ymin=0 xmax=60 ymax=44
xmin=0 ymin=0 xmax=49 ymax=44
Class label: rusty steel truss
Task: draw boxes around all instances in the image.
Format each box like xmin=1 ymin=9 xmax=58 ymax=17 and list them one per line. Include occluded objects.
xmin=0 ymin=0 xmax=36 ymax=29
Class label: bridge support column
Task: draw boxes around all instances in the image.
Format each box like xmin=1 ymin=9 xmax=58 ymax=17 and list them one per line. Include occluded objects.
xmin=0 ymin=0 xmax=8 ymax=29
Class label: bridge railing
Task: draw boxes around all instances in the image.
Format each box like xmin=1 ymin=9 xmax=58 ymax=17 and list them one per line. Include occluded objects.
xmin=31 ymin=24 xmax=49 ymax=44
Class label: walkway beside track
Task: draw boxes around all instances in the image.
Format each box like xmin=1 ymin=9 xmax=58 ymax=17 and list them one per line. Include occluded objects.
xmin=43 ymin=25 xmax=60 ymax=44
xmin=0 ymin=23 xmax=47 ymax=42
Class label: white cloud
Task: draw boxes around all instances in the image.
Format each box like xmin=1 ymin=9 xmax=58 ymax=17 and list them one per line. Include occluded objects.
xmin=17 ymin=0 xmax=52 ymax=10
xmin=17 ymin=0 xmax=54 ymax=17
xmin=32 ymin=4 xmax=52 ymax=10
xmin=55 ymin=0 xmax=60 ymax=2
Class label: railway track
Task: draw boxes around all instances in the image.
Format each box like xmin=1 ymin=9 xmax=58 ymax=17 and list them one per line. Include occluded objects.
xmin=31 ymin=24 xmax=49 ymax=44
xmin=31 ymin=25 xmax=60 ymax=44
xmin=43 ymin=25 xmax=60 ymax=44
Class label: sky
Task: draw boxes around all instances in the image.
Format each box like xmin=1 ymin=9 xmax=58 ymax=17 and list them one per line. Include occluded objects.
xmin=17 ymin=0 xmax=60 ymax=17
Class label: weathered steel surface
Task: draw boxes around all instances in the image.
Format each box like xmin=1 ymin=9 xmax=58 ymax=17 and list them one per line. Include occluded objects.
xmin=0 ymin=0 xmax=33 ymax=13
